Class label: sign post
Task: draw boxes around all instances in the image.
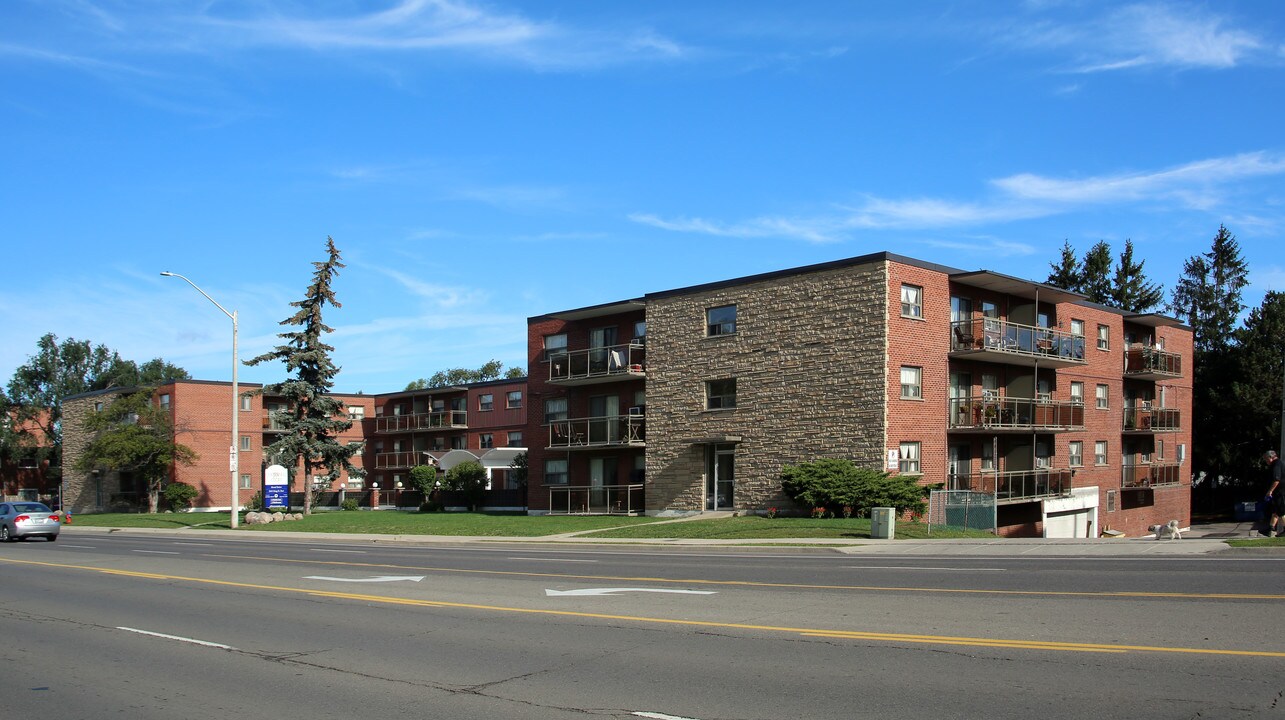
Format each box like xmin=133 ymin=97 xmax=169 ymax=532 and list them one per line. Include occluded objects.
xmin=264 ymin=464 xmax=290 ymax=511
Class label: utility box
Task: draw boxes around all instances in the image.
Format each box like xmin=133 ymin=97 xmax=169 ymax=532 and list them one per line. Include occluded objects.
xmin=870 ymin=507 xmax=896 ymax=539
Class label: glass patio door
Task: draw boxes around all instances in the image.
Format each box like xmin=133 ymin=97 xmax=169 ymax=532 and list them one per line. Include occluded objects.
xmin=706 ymin=445 xmax=735 ymax=510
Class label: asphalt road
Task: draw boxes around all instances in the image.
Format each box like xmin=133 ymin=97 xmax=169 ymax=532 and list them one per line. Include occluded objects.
xmin=2 ymin=532 xmax=1282 ymax=719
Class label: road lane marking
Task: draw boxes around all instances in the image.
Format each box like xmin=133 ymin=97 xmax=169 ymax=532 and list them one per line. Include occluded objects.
xmin=59 ymin=544 xmax=96 ymax=549
xmin=846 ymin=566 xmax=1006 ymax=571
xmin=545 ymin=588 xmax=717 ymax=597
xmin=634 ymin=712 xmax=703 ymax=720
xmin=508 ymin=557 xmax=599 ymax=563
xmin=310 ymin=549 xmax=366 ymax=554
xmin=304 ymin=575 xmax=425 ymax=583
xmin=117 ymin=626 xmax=237 ymax=650
xmin=5 ymin=556 xmax=1284 ymax=659
xmin=133 ymin=550 xmax=179 ymax=555
xmin=174 ymin=542 xmax=213 ymax=546
xmin=200 ymin=552 xmax=1285 ymax=601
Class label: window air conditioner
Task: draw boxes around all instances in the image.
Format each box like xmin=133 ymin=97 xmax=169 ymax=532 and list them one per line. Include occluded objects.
xmin=628 ymin=406 xmax=645 ymax=416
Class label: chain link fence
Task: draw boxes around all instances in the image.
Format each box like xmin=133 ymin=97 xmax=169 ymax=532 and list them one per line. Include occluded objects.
xmin=928 ymin=489 xmax=996 ymax=535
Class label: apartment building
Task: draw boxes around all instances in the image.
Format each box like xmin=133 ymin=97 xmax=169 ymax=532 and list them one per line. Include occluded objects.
xmin=526 ymin=252 xmax=1193 ymax=538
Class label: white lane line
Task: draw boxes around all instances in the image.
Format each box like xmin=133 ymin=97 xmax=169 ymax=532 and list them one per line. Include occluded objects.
xmin=59 ymin=544 xmax=96 ymax=549
xmin=507 ymin=557 xmax=598 ymax=563
xmin=310 ymin=548 xmax=366 ymax=554
xmin=117 ymin=627 xmax=237 ymax=650
xmin=133 ymin=550 xmax=180 ymax=555
xmin=174 ymin=542 xmax=213 ymax=546
xmin=634 ymin=712 xmax=703 ymax=720
xmin=846 ymin=566 xmax=1006 ymax=572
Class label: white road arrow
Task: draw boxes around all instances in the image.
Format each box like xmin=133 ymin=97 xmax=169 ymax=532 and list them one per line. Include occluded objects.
xmin=545 ymin=588 xmax=717 ymax=597
xmin=304 ymin=575 xmax=426 ymax=583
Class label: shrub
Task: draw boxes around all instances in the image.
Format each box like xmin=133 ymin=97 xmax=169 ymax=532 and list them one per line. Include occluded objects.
xmin=780 ymin=458 xmax=927 ymax=516
xmin=409 ymin=464 xmax=439 ymax=496
xmin=244 ymin=491 xmax=264 ymax=512
xmin=340 ymin=498 xmax=359 ymax=511
xmin=444 ymin=460 xmax=488 ymax=511
xmin=163 ymin=482 xmax=199 ymax=511
xmin=419 ymin=500 xmax=444 ymax=513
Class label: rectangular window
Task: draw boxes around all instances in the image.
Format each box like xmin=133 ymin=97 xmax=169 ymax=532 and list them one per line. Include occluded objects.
xmin=545 ymin=459 xmax=568 ymax=485
xmin=900 ymin=284 xmax=923 ymax=318
xmin=706 ymin=379 xmax=737 ymax=410
xmin=1069 ymin=441 xmax=1083 ymax=467
xmin=348 ymin=406 xmax=364 ymax=421
xmin=240 ymin=436 xmax=251 ymax=451
xmin=240 ymin=473 xmax=252 ymax=489
xmin=1070 ymin=381 xmax=1084 ymax=404
xmin=506 ymin=391 xmax=522 ymax=409
xmin=95 ymin=401 xmax=104 ymax=412
xmin=545 ymin=398 xmax=568 ymax=422
xmin=240 ymin=395 xmax=253 ymax=411
xmin=706 ymin=305 xmax=737 ymax=336
xmin=18 ymin=457 xmax=38 ymax=469
xmin=1107 ymin=489 xmax=1118 ymax=513
xmin=479 ymin=394 xmax=494 ymax=412
xmin=543 ymin=333 xmax=567 ymax=361
xmin=633 ymin=321 xmax=646 ymax=342
xmin=1070 ymin=319 xmax=1085 ymax=337
xmin=507 ymin=431 xmax=523 ymax=447
xmin=1095 ymin=441 xmax=1108 ymax=466
xmin=479 ymin=433 xmax=494 ymax=449
xmin=900 ymin=366 xmax=922 ymax=399
xmin=451 ymin=436 xmax=465 ymax=450
xmin=1095 ymin=384 xmax=1109 ymax=409
xmin=899 ymin=442 xmax=921 ymax=474
xmin=1097 ymin=324 xmax=1110 ymax=350
xmin=159 ymin=393 xmax=171 ymax=410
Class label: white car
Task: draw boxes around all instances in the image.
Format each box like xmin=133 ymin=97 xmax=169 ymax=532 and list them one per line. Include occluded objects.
xmin=0 ymin=502 xmax=60 ymax=542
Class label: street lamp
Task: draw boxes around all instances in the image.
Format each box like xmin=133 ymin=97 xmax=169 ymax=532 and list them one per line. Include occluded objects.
xmin=160 ymin=271 xmax=240 ymax=529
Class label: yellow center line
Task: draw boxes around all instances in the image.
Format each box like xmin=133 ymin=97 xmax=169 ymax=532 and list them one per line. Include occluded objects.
xmin=203 ymin=552 xmax=1284 ymax=601
xmin=4 ymin=555 xmax=1283 ymax=658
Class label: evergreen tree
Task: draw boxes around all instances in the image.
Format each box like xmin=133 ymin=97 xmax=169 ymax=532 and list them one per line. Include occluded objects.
xmin=1169 ymin=225 xmax=1248 ymax=354
xmin=1079 ymin=241 xmax=1114 ymax=304
xmin=1046 ymin=240 xmax=1082 ymax=291
xmin=1222 ymin=292 xmax=1285 ymax=490
xmin=244 ymin=237 xmax=364 ymax=515
xmin=1110 ymin=239 xmax=1164 ymax=312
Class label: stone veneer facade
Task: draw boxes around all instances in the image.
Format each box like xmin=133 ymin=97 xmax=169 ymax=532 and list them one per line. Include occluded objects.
xmin=644 ymin=258 xmax=889 ymax=513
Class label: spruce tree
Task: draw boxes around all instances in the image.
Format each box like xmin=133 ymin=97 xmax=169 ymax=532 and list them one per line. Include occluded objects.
xmin=1110 ymin=239 xmax=1164 ymax=312
xmin=1046 ymin=240 xmax=1083 ymax=291
xmin=1079 ymin=241 xmax=1114 ymax=304
xmin=244 ymin=237 xmax=364 ymax=515
xmin=1169 ymin=225 xmax=1248 ymax=354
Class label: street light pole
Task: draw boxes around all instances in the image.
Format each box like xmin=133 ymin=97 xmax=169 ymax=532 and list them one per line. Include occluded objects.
xmin=161 ymin=271 xmax=240 ymax=529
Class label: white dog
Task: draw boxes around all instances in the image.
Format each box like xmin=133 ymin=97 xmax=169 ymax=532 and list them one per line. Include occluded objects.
xmin=1151 ymin=520 xmax=1182 ymax=540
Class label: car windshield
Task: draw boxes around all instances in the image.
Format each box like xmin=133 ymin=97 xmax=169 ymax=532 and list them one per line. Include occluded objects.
xmin=13 ymin=503 xmax=51 ymax=513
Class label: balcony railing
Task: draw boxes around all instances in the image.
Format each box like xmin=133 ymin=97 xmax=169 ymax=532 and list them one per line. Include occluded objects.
xmin=374 ymin=451 xmax=436 ymax=470
xmin=950 ymin=319 xmax=1087 ymax=368
xmin=262 ymin=416 xmax=289 ymax=432
xmin=372 ymin=411 xmax=467 ymax=434
xmin=949 ymin=396 xmax=1084 ymax=431
xmin=548 ymin=342 xmax=646 ymax=385
xmin=547 ymin=415 xmax=645 ymax=449
xmin=547 ymin=483 xmax=644 ymax=515
xmin=1122 ymin=462 xmax=1182 ymax=488
xmin=948 ymin=468 xmax=1072 ymax=502
xmin=1122 ymin=406 xmax=1181 ymax=432
xmin=1123 ymin=346 xmax=1182 ymax=379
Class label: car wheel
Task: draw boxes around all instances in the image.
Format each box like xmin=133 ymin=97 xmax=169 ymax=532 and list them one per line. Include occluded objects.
xmin=1 ymin=526 xmax=11 ymax=542
xmin=48 ymin=534 xmax=58 ymax=542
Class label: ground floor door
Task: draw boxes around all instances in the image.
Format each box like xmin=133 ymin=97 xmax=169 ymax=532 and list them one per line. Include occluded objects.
xmin=705 ymin=444 xmax=735 ymax=511
xmin=1045 ymin=508 xmax=1095 ymax=538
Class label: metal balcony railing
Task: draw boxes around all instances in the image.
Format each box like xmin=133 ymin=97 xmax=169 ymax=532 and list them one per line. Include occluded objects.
xmin=1122 ymin=406 xmax=1181 ymax=432
xmin=548 ymin=342 xmax=646 ymax=384
xmin=547 ymin=483 xmax=644 ymax=515
xmin=949 ymin=396 xmax=1085 ymax=431
xmin=374 ymin=451 xmax=436 ymax=470
xmin=948 ymin=468 xmax=1072 ymax=502
xmin=1123 ymin=346 xmax=1182 ymax=379
xmin=1122 ymin=462 xmax=1182 ymax=488
xmin=547 ymin=415 xmax=646 ymax=449
xmin=950 ymin=319 xmax=1087 ymax=367
xmin=372 ymin=411 xmax=467 ymax=434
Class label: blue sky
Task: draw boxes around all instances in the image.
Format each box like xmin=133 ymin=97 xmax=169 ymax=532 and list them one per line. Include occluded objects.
xmin=3 ymin=0 xmax=1283 ymax=394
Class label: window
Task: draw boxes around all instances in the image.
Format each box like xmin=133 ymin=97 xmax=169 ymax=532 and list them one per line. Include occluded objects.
xmin=545 ymin=459 xmax=568 ymax=485
xmin=545 ymin=398 xmax=568 ymax=422
xmin=1070 ymin=319 xmax=1085 ymax=337
xmin=507 ymin=431 xmax=523 ymax=447
xmin=241 ymin=395 xmax=253 ymax=411
xmin=900 ymin=284 xmax=923 ymax=318
xmin=706 ymin=379 xmax=737 ymax=410
xmin=18 ymin=457 xmax=38 ymax=469
xmin=1107 ymin=489 xmax=1118 ymax=513
xmin=479 ymin=433 xmax=494 ymax=449
xmin=451 ymin=436 xmax=466 ymax=450
xmin=633 ymin=321 xmax=646 ymax=342
xmin=1069 ymin=441 xmax=1083 ymax=467
xmin=706 ymin=305 xmax=737 ymax=336
xmin=1070 ymin=381 xmax=1084 ymax=404
xmin=240 ymin=436 xmax=252 ymax=451
xmin=506 ymin=391 xmax=522 ymax=409
xmin=159 ymin=393 xmax=171 ymax=410
xmin=900 ymin=366 xmax=922 ymax=399
xmin=1097 ymin=324 xmax=1110 ymax=350
xmin=479 ymin=394 xmax=494 ymax=412
xmin=348 ymin=406 xmax=365 ymax=421
xmin=1095 ymin=384 xmax=1109 ymax=409
xmin=1095 ymin=441 xmax=1108 ymax=466
xmin=240 ymin=473 xmax=252 ymax=490
xmin=543 ymin=333 xmax=567 ymax=361
xmin=899 ymin=442 xmax=921 ymax=474
xmin=94 ymin=401 xmax=104 ymax=412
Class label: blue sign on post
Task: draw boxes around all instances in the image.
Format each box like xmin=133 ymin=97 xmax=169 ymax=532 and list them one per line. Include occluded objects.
xmin=264 ymin=464 xmax=289 ymax=510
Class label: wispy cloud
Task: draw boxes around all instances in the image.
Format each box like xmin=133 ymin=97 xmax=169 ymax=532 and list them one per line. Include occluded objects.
xmin=994 ymin=152 xmax=1285 ymax=204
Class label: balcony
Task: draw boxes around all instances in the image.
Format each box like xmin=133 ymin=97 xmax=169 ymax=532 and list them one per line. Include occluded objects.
xmin=950 ymin=319 xmax=1087 ymax=369
xmin=547 ymin=483 xmax=644 ymax=515
xmin=1122 ymin=462 xmax=1182 ymax=488
xmin=374 ymin=451 xmax=436 ymax=470
xmin=372 ymin=411 xmax=467 ymax=434
xmin=948 ymin=468 xmax=1072 ymax=503
xmin=546 ymin=415 xmax=646 ymax=450
xmin=1122 ymin=406 xmax=1181 ymax=433
xmin=1123 ymin=346 xmax=1182 ymax=380
xmin=548 ymin=342 xmax=646 ymax=386
xmin=949 ymin=396 xmax=1084 ymax=432
xmin=262 ymin=416 xmax=289 ymax=433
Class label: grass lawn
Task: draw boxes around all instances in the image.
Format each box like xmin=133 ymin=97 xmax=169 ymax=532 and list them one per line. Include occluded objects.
xmin=70 ymin=513 xmax=239 ymax=530
xmin=581 ymin=515 xmax=995 ymax=540
xmin=70 ymin=511 xmax=667 ymax=536
xmin=1226 ymin=537 xmax=1285 ymax=548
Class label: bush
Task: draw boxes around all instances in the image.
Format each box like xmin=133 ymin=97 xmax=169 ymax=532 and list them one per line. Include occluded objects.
xmin=419 ymin=500 xmax=444 ymax=513
xmin=444 ymin=460 xmax=488 ymax=511
xmin=244 ymin=491 xmax=264 ymax=512
xmin=780 ymin=458 xmax=927 ymax=516
xmin=163 ymin=482 xmax=199 ymax=511
xmin=409 ymin=464 xmax=439 ymax=496
xmin=340 ymin=498 xmax=360 ymax=511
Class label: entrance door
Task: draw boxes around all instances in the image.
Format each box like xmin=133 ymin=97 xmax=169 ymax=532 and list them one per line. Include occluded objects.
xmin=589 ymin=457 xmax=616 ymax=511
xmin=706 ymin=445 xmax=735 ymax=510
xmin=588 ymin=395 xmax=619 ymax=443
xmin=948 ymin=444 xmax=971 ymax=490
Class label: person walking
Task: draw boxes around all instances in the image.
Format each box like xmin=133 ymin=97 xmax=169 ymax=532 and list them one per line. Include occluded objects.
xmin=1265 ymin=450 xmax=1284 ymax=537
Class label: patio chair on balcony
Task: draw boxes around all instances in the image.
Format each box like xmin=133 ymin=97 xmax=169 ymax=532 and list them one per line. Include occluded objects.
xmin=953 ymin=325 xmax=975 ymax=350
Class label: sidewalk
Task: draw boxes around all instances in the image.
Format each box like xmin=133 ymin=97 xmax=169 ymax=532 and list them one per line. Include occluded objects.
xmin=61 ymin=519 xmax=1275 ymax=556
